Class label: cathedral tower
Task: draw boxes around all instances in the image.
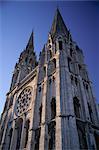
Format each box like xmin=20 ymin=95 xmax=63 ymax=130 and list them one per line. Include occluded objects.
xmin=0 ymin=9 xmax=99 ymax=150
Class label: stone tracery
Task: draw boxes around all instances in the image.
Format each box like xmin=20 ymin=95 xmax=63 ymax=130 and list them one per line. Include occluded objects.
xmin=16 ymin=87 xmax=32 ymax=116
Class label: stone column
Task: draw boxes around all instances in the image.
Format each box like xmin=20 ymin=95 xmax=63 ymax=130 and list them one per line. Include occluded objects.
xmin=19 ymin=115 xmax=26 ymax=149
xmin=27 ymin=69 xmax=39 ymax=150
xmin=9 ymin=91 xmax=19 ymax=150
xmin=0 ymin=113 xmax=9 ymax=150
xmin=79 ymin=76 xmax=89 ymax=120
xmin=59 ymin=50 xmax=80 ymax=150
xmin=39 ymin=78 xmax=47 ymax=150
xmin=0 ymin=127 xmax=7 ymax=150
xmin=88 ymin=83 xmax=99 ymax=124
xmin=55 ymin=53 xmax=62 ymax=150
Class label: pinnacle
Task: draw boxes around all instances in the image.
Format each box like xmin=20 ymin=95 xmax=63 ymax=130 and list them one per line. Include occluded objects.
xmin=26 ymin=31 xmax=34 ymax=50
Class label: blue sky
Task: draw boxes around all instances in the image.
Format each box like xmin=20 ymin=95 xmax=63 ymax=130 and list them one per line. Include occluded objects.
xmin=0 ymin=1 xmax=99 ymax=116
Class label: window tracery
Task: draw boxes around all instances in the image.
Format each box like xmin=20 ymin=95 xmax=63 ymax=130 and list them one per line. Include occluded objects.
xmin=15 ymin=87 xmax=32 ymax=116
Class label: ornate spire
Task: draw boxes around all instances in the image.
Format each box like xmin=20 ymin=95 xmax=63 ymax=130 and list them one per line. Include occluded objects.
xmin=50 ymin=8 xmax=68 ymax=37
xmin=26 ymin=31 xmax=34 ymax=50
xmin=10 ymin=31 xmax=37 ymax=90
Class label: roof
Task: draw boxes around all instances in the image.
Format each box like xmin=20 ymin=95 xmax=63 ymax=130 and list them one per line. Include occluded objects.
xmin=50 ymin=8 xmax=68 ymax=37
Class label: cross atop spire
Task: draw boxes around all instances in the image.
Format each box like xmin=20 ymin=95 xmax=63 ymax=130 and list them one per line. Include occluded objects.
xmin=50 ymin=8 xmax=68 ymax=37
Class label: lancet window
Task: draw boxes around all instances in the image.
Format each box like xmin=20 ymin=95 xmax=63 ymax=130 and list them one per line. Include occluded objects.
xmin=48 ymin=121 xmax=56 ymax=150
xmin=34 ymin=128 xmax=41 ymax=150
xmin=73 ymin=97 xmax=80 ymax=118
xmin=59 ymin=41 xmax=63 ymax=50
xmin=8 ymin=128 xmax=13 ymax=150
xmin=88 ymin=102 xmax=93 ymax=123
xmin=39 ymin=104 xmax=42 ymax=125
xmin=24 ymin=120 xmax=30 ymax=148
xmin=51 ymin=98 xmax=56 ymax=120
xmin=16 ymin=118 xmax=23 ymax=150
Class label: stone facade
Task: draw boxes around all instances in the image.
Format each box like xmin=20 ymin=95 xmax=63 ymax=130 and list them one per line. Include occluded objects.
xmin=0 ymin=9 xmax=99 ymax=150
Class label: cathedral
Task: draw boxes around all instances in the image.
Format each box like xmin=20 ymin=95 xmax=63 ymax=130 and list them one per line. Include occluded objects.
xmin=0 ymin=8 xmax=99 ymax=150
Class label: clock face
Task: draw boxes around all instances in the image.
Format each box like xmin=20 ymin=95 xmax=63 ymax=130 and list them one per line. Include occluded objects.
xmin=15 ymin=87 xmax=32 ymax=116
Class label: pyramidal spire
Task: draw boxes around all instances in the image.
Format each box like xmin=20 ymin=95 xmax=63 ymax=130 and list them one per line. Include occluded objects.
xmin=50 ymin=8 xmax=68 ymax=37
xmin=26 ymin=31 xmax=34 ymax=50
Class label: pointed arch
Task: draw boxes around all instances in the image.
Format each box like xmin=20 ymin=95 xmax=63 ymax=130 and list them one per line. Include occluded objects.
xmin=15 ymin=118 xmax=23 ymax=150
xmin=39 ymin=104 xmax=42 ymax=125
xmin=48 ymin=121 xmax=56 ymax=150
xmin=34 ymin=128 xmax=41 ymax=150
xmin=8 ymin=128 xmax=13 ymax=150
xmin=73 ymin=97 xmax=80 ymax=118
xmin=53 ymin=58 xmax=56 ymax=69
xmin=49 ymin=50 xmax=52 ymax=59
xmin=76 ymin=121 xmax=88 ymax=149
xmin=24 ymin=119 xmax=30 ymax=148
xmin=51 ymin=97 xmax=56 ymax=120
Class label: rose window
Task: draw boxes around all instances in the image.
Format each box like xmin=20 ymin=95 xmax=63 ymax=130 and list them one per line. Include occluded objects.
xmin=15 ymin=87 xmax=32 ymax=116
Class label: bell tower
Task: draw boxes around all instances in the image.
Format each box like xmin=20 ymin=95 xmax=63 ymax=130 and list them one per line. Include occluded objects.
xmin=10 ymin=31 xmax=37 ymax=90
xmin=0 ymin=8 xmax=99 ymax=150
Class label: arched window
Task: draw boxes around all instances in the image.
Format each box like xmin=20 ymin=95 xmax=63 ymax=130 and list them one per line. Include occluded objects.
xmin=75 ymin=77 xmax=78 ymax=86
xmin=24 ymin=120 xmax=30 ymax=148
xmin=49 ymin=44 xmax=51 ymax=49
xmin=58 ymin=41 xmax=63 ymax=50
xmin=78 ymin=64 xmax=82 ymax=75
xmin=55 ymin=42 xmax=57 ymax=53
xmin=16 ymin=118 xmax=23 ymax=150
xmin=49 ymin=50 xmax=52 ymax=59
xmin=3 ymin=99 xmax=8 ymax=112
xmin=34 ymin=128 xmax=41 ymax=150
xmin=8 ymin=128 xmax=13 ymax=150
xmin=86 ymin=84 xmax=88 ymax=91
xmin=76 ymin=121 xmax=88 ymax=149
xmin=73 ymin=97 xmax=80 ymax=118
xmin=71 ymin=75 xmax=73 ymax=85
xmin=39 ymin=104 xmax=42 ymax=125
xmin=48 ymin=121 xmax=56 ymax=150
xmin=68 ymin=57 xmax=71 ymax=72
xmin=39 ymin=86 xmax=41 ymax=92
xmin=53 ymin=59 xmax=56 ymax=69
xmin=29 ymin=58 xmax=33 ymax=65
xmin=25 ymin=57 xmax=28 ymax=64
xmin=9 ymin=95 xmax=14 ymax=108
xmin=51 ymin=98 xmax=56 ymax=120
xmin=43 ymin=66 xmax=46 ymax=77
xmin=70 ymin=48 xmax=73 ymax=57
xmin=88 ymin=103 xmax=93 ymax=123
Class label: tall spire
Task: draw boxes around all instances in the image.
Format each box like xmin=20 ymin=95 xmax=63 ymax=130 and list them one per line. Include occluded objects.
xmin=50 ymin=8 xmax=68 ymax=37
xmin=26 ymin=31 xmax=34 ymax=50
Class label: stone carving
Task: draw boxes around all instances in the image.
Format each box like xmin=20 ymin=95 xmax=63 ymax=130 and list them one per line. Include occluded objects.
xmin=15 ymin=87 xmax=32 ymax=116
